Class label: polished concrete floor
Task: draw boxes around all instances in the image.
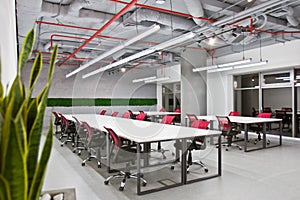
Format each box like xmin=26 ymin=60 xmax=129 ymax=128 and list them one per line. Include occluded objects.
xmin=42 ymin=127 xmax=300 ymax=200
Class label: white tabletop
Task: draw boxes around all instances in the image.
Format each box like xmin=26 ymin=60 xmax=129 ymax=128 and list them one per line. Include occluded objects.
xmin=228 ymin=116 xmax=282 ymax=124
xmin=64 ymin=114 xmax=220 ymax=143
xmin=132 ymin=111 xmax=181 ymax=116
xmin=195 ymin=115 xmax=217 ymax=121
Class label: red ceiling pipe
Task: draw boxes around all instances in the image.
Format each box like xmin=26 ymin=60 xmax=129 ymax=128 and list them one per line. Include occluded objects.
xmin=227 ymin=16 xmax=253 ymax=35
xmin=110 ymin=0 xmax=215 ymax=23
xmin=59 ymin=0 xmax=138 ymax=66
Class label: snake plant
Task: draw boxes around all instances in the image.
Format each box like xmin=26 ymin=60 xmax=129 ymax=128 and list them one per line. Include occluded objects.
xmin=0 ymin=29 xmax=58 ymax=200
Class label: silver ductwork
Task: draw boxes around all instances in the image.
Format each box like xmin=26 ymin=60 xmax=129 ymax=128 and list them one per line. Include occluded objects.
xmin=183 ymin=0 xmax=205 ymax=26
xmin=123 ymin=9 xmax=196 ymax=31
xmin=285 ymin=7 xmax=300 ymax=26
xmin=68 ymin=0 xmax=95 ymax=16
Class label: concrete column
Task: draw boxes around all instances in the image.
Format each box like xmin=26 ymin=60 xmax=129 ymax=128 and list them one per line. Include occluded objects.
xmin=180 ymin=48 xmax=207 ymax=125
xmin=0 ymin=0 xmax=17 ymax=93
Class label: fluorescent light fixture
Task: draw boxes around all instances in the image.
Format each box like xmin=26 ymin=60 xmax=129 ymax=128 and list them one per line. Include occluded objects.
xmin=65 ymin=24 xmax=160 ymax=78
xmin=193 ymin=58 xmax=251 ymax=72
xmin=207 ymin=67 xmax=233 ymax=73
xmin=144 ymin=76 xmax=170 ymax=83
xmin=233 ymin=60 xmax=268 ymax=69
xmin=82 ymin=32 xmax=195 ymax=79
xmin=156 ymin=0 xmax=166 ymax=4
xmin=132 ymin=76 xmax=156 ymax=83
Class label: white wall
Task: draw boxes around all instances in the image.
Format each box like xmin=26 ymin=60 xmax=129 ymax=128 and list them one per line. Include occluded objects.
xmin=0 ymin=0 xmax=17 ymax=92
xmin=207 ymin=39 xmax=300 ymax=115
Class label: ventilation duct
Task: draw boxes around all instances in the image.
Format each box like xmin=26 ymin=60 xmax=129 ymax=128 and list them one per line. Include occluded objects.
xmin=123 ymin=9 xmax=196 ymax=31
xmin=285 ymin=7 xmax=300 ymax=26
xmin=68 ymin=0 xmax=95 ymax=16
xmin=183 ymin=0 xmax=205 ymax=26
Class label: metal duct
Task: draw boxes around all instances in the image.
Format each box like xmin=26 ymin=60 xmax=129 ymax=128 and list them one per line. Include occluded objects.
xmin=123 ymin=8 xmax=196 ymax=30
xmin=183 ymin=0 xmax=205 ymax=26
xmin=68 ymin=0 xmax=94 ymax=16
xmin=286 ymin=7 xmax=300 ymax=26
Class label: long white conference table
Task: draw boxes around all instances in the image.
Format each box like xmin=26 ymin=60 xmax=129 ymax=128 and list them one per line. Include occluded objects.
xmin=194 ymin=115 xmax=282 ymax=152
xmin=64 ymin=114 xmax=221 ymax=195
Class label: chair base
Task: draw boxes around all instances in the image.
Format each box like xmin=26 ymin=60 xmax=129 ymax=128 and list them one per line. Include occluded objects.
xmin=104 ymin=171 xmax=147 ymax=191
xmin=82 ymin=154 xmax=106 ymax=168
xmin=216 ymin=142 xmax=242 ymax=151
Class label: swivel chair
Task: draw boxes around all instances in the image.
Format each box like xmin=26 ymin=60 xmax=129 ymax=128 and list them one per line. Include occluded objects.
xmin=121 ymin=111 xmax=131 ymax=118
xmin=103 ymin=127 xmax=147 ymax=191
xmin=249 ymin=112 xmax=272 ymax=145
xmin=99 ymin=110 xmax=107 ymax=115
xmin=52 ymin=111 xmax=61 ymax=134
xmin=172 ymin=119 xmax=209 ymax=173
xmin=71 ymin=116 xmax=87 ymax=155
xmin=81 ymin=122 xmax=106 ymax=168
xmin=111 ymin=112 xmax=119 ymax=117
xmin=59 ymin=113 xmax=76 ymax=147
xmin=216 ymin=116 xmax=242 ymax=151
xmin=186 ymin=113 xmax=198 ymax=126
xmin=159 ymin=107 xmax=166 ymax=112
xmin=229 ymin=111 xmax=240 ymax=116
xmin=135 ymin=112 xmax=147 ymax=121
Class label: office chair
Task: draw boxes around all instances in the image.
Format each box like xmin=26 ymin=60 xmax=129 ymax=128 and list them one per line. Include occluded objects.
xmin=81 ymin=122 xmax=106 ymax=168
xmin=128 ymin=110 xmax=136 ymax=119
xmin=229 ymin=111 xmax=240 ymax=116
xmin=111 ymin=112 xmax=119 ymax=117
xmin=135 ymin=112 xmax=147 ymax=121
xmin=99 ymin=110 xmax=107 ymax=115
xmin=71 ymin=116 xmax=88 ymax=155
xmin=121 ymin=111 xmax=131 ymax=118
xmin=151 ymin=115 xmax=176 ymax=159
xmin=252 ymin=107 xmax=259 ymax=117
xmin=59 ymin=113 xmax=77 ymax=147
xmin=249 ymin=112 xmax=272 ymax=145
xmin=159 ymin=107 xmax=166 ymax=112
xmin=216 ymin=116 xmax=242 ymax=151
xmin=172 ymin=119 xmax=209 ymax=173
xmin=52 ymin=111 xmax=61 ymax=134
xmin=173 ymin=109 xmax=181 ymax=124
xmin=186 ymin=113 xmax=198 ymax=126
xmin=103 ymin=126 xmax=147 ymax=191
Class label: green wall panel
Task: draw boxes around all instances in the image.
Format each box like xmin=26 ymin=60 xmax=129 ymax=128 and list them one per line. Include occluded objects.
xmin=46 ymin=98 xmax=157 ymax=107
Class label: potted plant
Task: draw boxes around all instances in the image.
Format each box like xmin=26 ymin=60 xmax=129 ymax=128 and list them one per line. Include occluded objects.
xmin=0 ymin=29 xmax=58 ymax=200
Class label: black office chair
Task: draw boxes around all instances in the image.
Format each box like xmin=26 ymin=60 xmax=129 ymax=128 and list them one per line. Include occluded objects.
xmin=81 ymin=122 xmax=106 ymax=168
xmin=216 ymin=116 xmax=242 ymax=151
xmin=59 ymin=113 xmax=77 ymax=147
xmin=249 ymin=112 xmax=272 ymax=145
xmin=103 ymin=126 xmax=147 ymax=191
xmin=52 ymin=111 xmax=61 ymax=134
xmin=172 ymin=119 xmax=210 ymax=173
xmin=72 ymin=116 xmax=88 ymax=155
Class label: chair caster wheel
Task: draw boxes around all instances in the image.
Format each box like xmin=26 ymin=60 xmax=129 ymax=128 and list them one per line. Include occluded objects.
xmin=204 ymin=169 xmax=208 ymax=173
xmin=119 ymin=186 xmax=124 ymax=191
xmin=97 ymin=164 xmax=101 ymax=168
xmin=226 ymin=149 xmax=228 ymax=151
xmin=170 ymin=166 xmax=175 ymax=170
xmin=187 ymin=171 xmax=190 ymax=174
xmin=60 ymin=144 xmax=63 ymax=147
xmin=140 ymin=174 xmax=144 ymax=178
xmin=104 ymin=180 xmax=109 ymax=185
xmin=72 ymin=144 xmax=75 ymax=147
xmin=239 ymin=147 xmax=242 ymax=150
xmin=142 ymin=182 xmax=147 ymax=187
xmin=81 ymin=163 xmax=85 ymax=166
xmin=73 ymin=150 xmax=76 ymax=153
xmin=78 ymin=152 xmax=81 ymax=156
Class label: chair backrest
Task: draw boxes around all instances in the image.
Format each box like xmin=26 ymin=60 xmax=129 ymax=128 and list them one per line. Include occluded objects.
xmin=161 ymin=115 xmax=175 ymax=124
xmin=282 ymin=107 xmax=292 ymax=112
xmin=59 ymin=113 xmax=70 ymax=127
xmin=186 ymin=113 xmax=198 ymax=122
xmin=159 ymin=108 xmax=166 ymax=112
xmin=111 ymin=112 xmax=119 ymax=117
xmin=122 ymin=111 xmax=131 ymax=118
xmin=104 ymin=126 xmax=121 ymax=149
xmin=229 ymin=111 xmax=240 ymax=116
xmin=257 ymin=112 xmax=272 ymax=118
xmin=128 ymin=110 xmax=135 ymax=119
xmin=175 ymin=109 xmax=181 ymax=113
xmin=216 ymin=116 xmax=231 ymax=132
xmin=136 ymin=112 xmax=147 ymax=121
xmin=191 ymin=120 xmax=210 ymax=129
xmin=100 ymin=110 xmax=107 ymax=115
xmin=82 ymin=122 xmax=105 ymax=147
xmin=263 ymin=107 xmax=272 ymax=113
xmin=72 ymin=116 xmax=82 ymax=130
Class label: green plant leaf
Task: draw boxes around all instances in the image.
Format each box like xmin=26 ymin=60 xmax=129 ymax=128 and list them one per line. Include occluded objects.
xmin=18 ymin=29 xmax=35 ymax=74
xmin=48 ymin=45 xmax=58 ymax=81
xmin=5 ymin=76 xmax=25 ymax=117
xmin=28 ymin=53 xmax=42 ymax=98
xmin=2 ymin=117 xmax=27 ymax=200
xmin=26 ymin=99 xmax=38 ymax=137
xmin=0 ymin=175 xmax=11 ymax=200
xmin=28 ymin=120 xmax=53 ymax=200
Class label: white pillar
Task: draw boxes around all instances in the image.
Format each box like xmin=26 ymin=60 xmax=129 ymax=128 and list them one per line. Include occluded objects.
xmin=0 ymin=0 xmax=17 ymax=93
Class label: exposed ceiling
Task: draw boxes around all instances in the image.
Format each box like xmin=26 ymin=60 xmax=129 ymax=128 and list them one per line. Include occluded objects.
xmin=16 ymin=0 xmax=300 ymax=77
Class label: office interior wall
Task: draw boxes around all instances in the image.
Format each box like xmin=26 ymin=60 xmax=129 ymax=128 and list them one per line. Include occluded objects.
xmin=263 ymin=87 xmax=292 ymax=110
xmin=242 ymin=89 xmax=259 ymax=116
xmin=0 ymin=0 xmax=17 ymax=92
xmin=207 ymin=39 xmax=300 ymax=115
xmin=181 ymin=48 xmax=207 ymax=124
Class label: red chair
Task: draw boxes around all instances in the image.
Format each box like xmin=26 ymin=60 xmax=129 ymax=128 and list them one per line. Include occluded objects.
xmin=103 ymin=126 xmax=147 ymax=191
xmin=216 ymin=116 xmax=242 ymax=151
xmin=52 ymin=111 xmax=61 ymax=134
xmin=159 ymin=107 xmax=166 ymax=112
xmin=186 ymin=113 xmax=198 ymax=126
xmin=100 ymin=110 xmax=107 ymax=115
xmin=229 ymin=111 xmax=240 ymax=116
xmin=121 ymin=111 xmax=131 ymax=118
xmin=111 ymin=112 xmax=119 ymax=117
xmin=161 ymin=115 xmax=175 ymax=124
xmin=81 ymin=122 xmax=106 ymax=168
xmin=136 ymin=112 xmax=147 ymax=121
xmin=250 ymin=112 xmax=272 ymax=145
xmin=173 ymin=109 xmax=181 ymax=124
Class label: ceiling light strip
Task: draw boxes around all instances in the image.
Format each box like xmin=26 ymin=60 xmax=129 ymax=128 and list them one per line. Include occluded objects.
xmin=65 ymin=24 xmax=160 ymax=78
xmin=144 ymin=76 xmax=170 ymax=83
xmin=132 ymin=76 xmax=157 ymax=83
xmin=193 ymin=58 xmax=251 ymax=72
xmin=82 ymin=32 xmax=195 ymax=79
